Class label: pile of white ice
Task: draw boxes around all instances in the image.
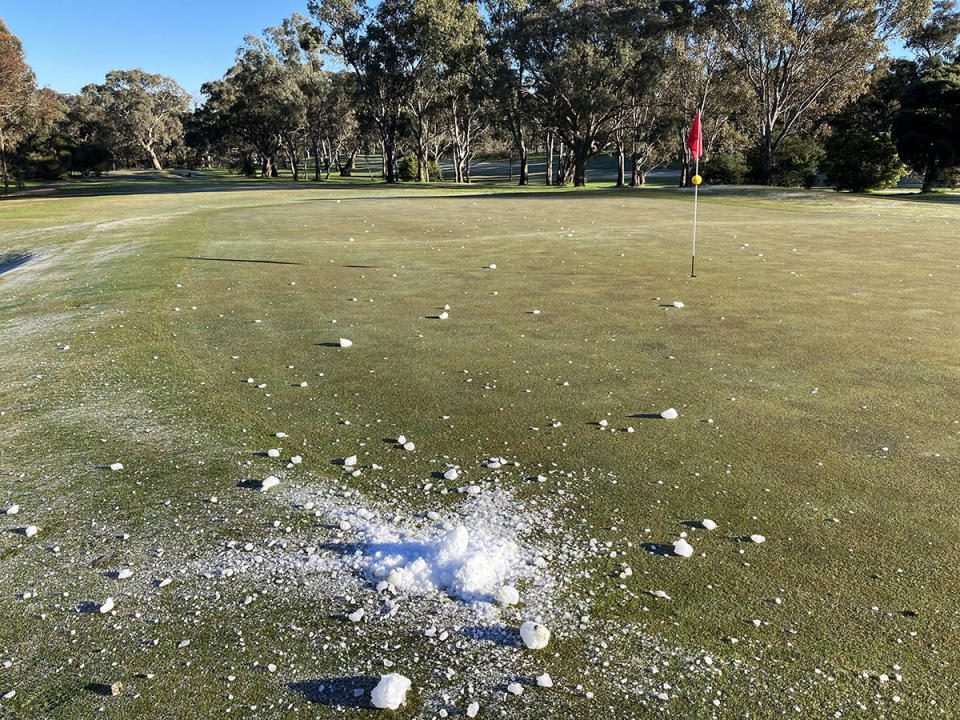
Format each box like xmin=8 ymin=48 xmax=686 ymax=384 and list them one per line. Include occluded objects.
xmin=318 ymin=497 xmax=534 ymax=609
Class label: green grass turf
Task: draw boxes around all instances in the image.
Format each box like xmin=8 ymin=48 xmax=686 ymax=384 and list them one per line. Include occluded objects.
xmin=0 ymin=175 xmax=958 ymax=718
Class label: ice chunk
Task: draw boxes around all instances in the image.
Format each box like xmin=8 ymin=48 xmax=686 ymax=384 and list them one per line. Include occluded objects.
xmin=110 ymin=462 xmax=124 ymax=471
xmin=439 ymin=312 xmax=449 ymax=320
xmin=701 ymin=518 xmax=717 ymax=531
xmin=291 ymin=455 xmax=302 ymax=465
xmin=24 ymin=525 xmax=38 ymax=538
xmin=339 ymin=338 xmax=353 ymax=347
xmin=673 ymin=538 xmax=694 ymax=557
xmin=537 ymin=673 xmax=554 ymax=688
xmin=347 ymin=608 xmax=364 ymax=623
xmin=520 ymin=620 xmax=550 ymax=649
xmin=488 ymin=263 xmax=497 ymax=269
xmin=261 ymin=476 xmax=280 ymax=492
xmin=99 ymin=597 xmax=115 ymax=614
xmin=507 ymin=682 xmax=524 ymax=695
xmin=496 ymin=585 xmax=520 ymax=606
xmin=267 ymin=449 xmax=280 ymax=458
xmin=117 ymin=568 xmax=133 ymax=580
xmin=661 ymin=408 xmax=679 ymax=420
xmin=5 ymin=504 xmax=19 ymax=515
xmin=443 ymin=467 xmax=459 ymax=481
xmin=396 ymin=435 xmax=406 ymax=445
xmin=344 ymin=455 xmax=358 ymax=467
xmin=370 ymin=673 xmax=411 ymax=710
xmin=750 ymin=534 xmax=766 ymax=544
xmin=466 ymin=701 xmax=480 ymax=717
xmin=402 ymin=442 xmax=415 ymax=451
xmin=673 ymin=300 xmax=684 ymax=308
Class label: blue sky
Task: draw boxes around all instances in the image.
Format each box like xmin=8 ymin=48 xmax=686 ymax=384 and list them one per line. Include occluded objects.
xmin=3 ymin=0 xmax=308 ymax=99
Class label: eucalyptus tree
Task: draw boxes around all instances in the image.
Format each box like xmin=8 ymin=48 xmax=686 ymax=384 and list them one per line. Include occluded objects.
xmin=0 ymin=19 xmax=39 ymax=191
xmin=719 ymin=0 xmax=930 ymax=184
xmin=82 ymin=70 xmax=190 ymax=171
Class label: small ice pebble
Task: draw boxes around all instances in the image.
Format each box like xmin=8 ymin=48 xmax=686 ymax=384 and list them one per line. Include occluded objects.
xmin=673 ymin=300 xmax=684 ymax=308
xmin=519 ymin=620 xmax=550 ymax=649
xmin=267 ymin=449 xmax=280 ymax=458
xmin=402 ymin=442 xmax=415 ymax=451
xmin=24 ymin=525 xmax=38 ymax=538
xmin=99 ymin=597 xmax=115 ymax=614
xmin=507 ymin=683 xmax=524 ymax=695
xmin=537 ymin=673 xmax=553 ymax=688
xmin=261 ymin=476 xmax=280 ymax=491
xmin=344 ymin=455 xmax=358 ymax=467
xmin=338 ymin=338 xmax=353 ymax=347
xmin=750 ymin=534 xmax=766 ymax=544
xmin=661 ymin=408 xmax=679 ymax=420
xmin=466 ymin=702 xmax=480 ymax=717
xmin=702 ymin=518 xmax=718 ymax=530
xmin=496 ymin=585 xmax=520 ymax=606
xmin=109 ymin=462 xmax=124 ymax=471
xmin=370 ymin=674 xmax=411 ymax=710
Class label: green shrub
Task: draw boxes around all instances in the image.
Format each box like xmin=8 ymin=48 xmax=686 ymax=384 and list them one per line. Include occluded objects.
xmin=396 ymin=155 xmax=443 ymax=182
xmin=701 ymin=153 xmax=746 ymax=184
xmin=822 ymin=130 xmax=905 ymax=192
xmin=747 ymin=136 xmax=824 ymax=187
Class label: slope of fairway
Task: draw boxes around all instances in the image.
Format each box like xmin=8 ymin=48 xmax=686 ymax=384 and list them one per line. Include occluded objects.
xmin=0 ymin=178 xmax=958 ymax=719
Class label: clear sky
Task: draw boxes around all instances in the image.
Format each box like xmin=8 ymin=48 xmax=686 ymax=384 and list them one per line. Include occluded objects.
xmin=2 ymin=0 xmax=308 ymax=100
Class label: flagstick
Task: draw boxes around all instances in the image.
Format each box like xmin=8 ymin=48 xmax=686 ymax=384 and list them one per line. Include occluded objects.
xmin=691 ymin=155 xmax=699 ymax=278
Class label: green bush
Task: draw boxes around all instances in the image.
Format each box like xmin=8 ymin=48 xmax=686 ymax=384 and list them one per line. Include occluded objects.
xmin=396 ymin=155 xmax=443 ymax=182
xmin=747 ymin=136 xmax=824 ymax=187
xmin=823 ymin=129 xmax=905 ymax=192
xmin=701 ymin=153 xmax=746 ymax=184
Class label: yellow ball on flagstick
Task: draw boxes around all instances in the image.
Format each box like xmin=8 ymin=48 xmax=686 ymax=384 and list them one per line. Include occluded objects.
xmin=691 ymin=174 xmax=702 ymax=186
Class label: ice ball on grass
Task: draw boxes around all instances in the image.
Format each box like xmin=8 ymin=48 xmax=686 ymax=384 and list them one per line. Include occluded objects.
xmin=291 ymin=455 xmax=302 ymax=465
xmin=661 ymin=408 xmax=679 ymax=420
xmin=109 ymin=462 xmax=124 ymax=471
xmin=396 ymin=435 xmax=406 ymax=445
xmin=439 ymin=312 xmax=449 ymax=320
xmin=537 ymin=673 xmax=554 ymax=688
xmin=5 ymin=504 xmax=19 ymax=515
xmin=496 ymin=585 xmax=520 ymax=606
xmin=750 ymin=534 xmax=766 ymax=544
xmin=466 ymin=701 xmax=480 ymax=717
xmin=507 ymin=682 xmax=524 ymax=695
xmin=261 ymin=476 xmax=280 ymax=492
xmin=488 ymin=263 xmax=497 ymax=269
xmin=402 ymin=441 xmax=415 ymax=451
xmin=267 ymin=449 xmax=280 ymax=458
xmin=673 ymin=300 xmax=684 ymax=308
xmin=117 ymin=569 xmax=133 ymax=580
xmin=701 ymin=518 xmax=718 ymax=531
xmin=520 ymin=620 xmax=551 ymax=650
xmin=338 ymin=338 xmax=353 ymax=347
xmin=99 ymin=597 xmax=115 ymax=614
xmin=443 ymin=467 xmax=459 ymax=481
xmin=24 ymin=525 xmax=38 ymax=538
xmin=673 ymin=538 xmax=694 ymax=558
xmin=344 ymin=455 xmax=358 ymax=467
xmin=370 ymin=673 xmax=411 ymax=710
xmin=347 ymin=608 xmax=364 ymax=623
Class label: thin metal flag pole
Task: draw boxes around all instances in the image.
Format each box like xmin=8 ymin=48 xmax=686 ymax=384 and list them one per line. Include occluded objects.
xmin=691 ymin=154 xmax=699 ymax=278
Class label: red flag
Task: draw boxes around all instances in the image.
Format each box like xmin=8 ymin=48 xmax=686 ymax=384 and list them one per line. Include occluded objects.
xmin=686 ymin=111 xmax=703 ymax=159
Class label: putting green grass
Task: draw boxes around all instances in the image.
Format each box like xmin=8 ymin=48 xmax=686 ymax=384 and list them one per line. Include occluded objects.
xmin=0 ymin=176 xmax=958 ymax=719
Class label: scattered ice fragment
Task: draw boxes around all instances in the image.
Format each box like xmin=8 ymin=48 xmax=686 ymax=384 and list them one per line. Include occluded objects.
xmin=532 ymin=309 xmax=541 ymax=315
xmin=178 ymin=639 xmax=190 ymax=648
xmin=370 ymin=674 xmax=411 ymax=710
xmin=402 ymin=442 xmax=415 ymax=451
xmin=673 ymin=538 xmax=694 ymax=558
xmin=99 ymin=597 xmax=115 ymax=614
xmin=466 ymin=702 xmax=480 ymax=717
xmin=750 ymin=534 xmax=766 ymax=544
xmin=488 ymin=264 xmax=497 ymax=269
xmin=261 ymin=476 xmax=280 ymax=492
xmin=267 ymin=663 xmax=277 ymax=673
xmin=537 ymin=673 xmax=553 ymax=687
xmin=267 ymin=449 xmax=280 ymax=458
xmin=110 ymin=463 xmax=124 ymax=471
xmin=396 ymin=435 xmax=406 ymax=445
xmin=496 ymin=585 xmax=520 ymax=606
xmin=2 ymin=690 xmax=15 ymax=699
xmin=300 ymin=381 xmax=308 ymax=387
xmin=520 ymin=621 xmax=551 ymax=649
xmin=673 ymin=300 xmax=684 ymax=308
xmin=291 ymin=455 xmax=302 ymax=465
xmin=598 ymin=419 xmax=608 ymax=427
xmin=443 ymin=467 xmax=459 ymax=481
xmin=661 ymin=408 xmax=679 ymax=420
xmin=117 ymin=569 xmax=133 ymax=580
xmin=347 ymin=608 xmax=364 ymax=623
xmin=24 ymin=525 xmax=38 ymax=538
xmin=344 ymin=455 xmax=358 ymax=467
xmin=507 ymin=683 xmax=524 ymax=696
xmin=275 ymin=432 xmax=288 ymax=438
xmin=158 ymin=578 xmax=172 ymax=588
xmin=339 ymin=338 xmax=353 ymax=347
xmin=702 ymin=518 xmax=718 ymax=531
xmin=5 ymin=505 xmax=19 ymax=515
xmin=439 ymin=312 xmax=449 ymax=320
xmin=650 ymin=589 xmax=672 ymax=600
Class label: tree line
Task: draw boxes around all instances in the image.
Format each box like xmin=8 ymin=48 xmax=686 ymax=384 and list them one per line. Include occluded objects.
xmin=2 ymin=0 xmax=959 ymax=195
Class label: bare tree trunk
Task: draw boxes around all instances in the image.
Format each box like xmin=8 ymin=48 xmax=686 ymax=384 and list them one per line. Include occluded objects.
xmin=631 ymin=153 xmax=641 ymax=187
xmin=573 ymin=141 xmax=590 ymax=187
xmin=147 ymin=146 xmax=162 ymax=171
xmin=616 ymin=145 xmax=625 ymax=188
xmin=518 ymin=145 xmax=529 ymax=185
xmin=1 ymin=147 xmax=8 ymax=195
xmin=544 ymin=131 xmax=554 ymax=186
xmin=312 ymin=140 xmax=321 ymax=181
xmin=263 ymin=156 xmax=273 ymax=178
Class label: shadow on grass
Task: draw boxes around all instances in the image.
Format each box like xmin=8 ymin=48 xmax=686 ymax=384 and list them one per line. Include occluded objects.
xmin=288 ymin=676 xmax=378 ymax=708
xmin=630 ymin=413 xmax=663 ymax=419
xmin=173 ymin=256 xmax=303 ymax=265
xmin=458 ymin=625 xmax=520 ymax=648
xmin=0 ymin=251 xmax=34 ymax=276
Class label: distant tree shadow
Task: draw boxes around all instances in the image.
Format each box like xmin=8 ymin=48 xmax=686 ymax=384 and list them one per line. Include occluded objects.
xmin=288 ymin=676 xmax=378 ymax=708
xmin=173 ymin=256 xmax=302 ymax=265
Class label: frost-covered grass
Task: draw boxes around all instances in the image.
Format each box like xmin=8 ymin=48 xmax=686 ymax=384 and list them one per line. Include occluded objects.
xmin=0 ymin=177 xmax=958 ymax=718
